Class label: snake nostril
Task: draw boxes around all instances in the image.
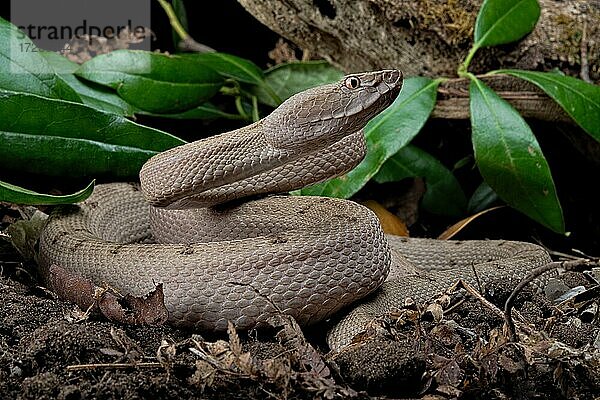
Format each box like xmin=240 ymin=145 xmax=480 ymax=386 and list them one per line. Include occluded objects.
xmin=385 ymin=70 xmax=401 ymax=85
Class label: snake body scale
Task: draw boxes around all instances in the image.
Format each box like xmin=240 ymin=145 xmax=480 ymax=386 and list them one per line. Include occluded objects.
xmin=38 ymin=70 xmax=551 ymax=351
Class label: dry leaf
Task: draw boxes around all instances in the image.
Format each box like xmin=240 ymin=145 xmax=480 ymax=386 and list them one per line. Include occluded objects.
xmin=498 ymin=353 xmax=523 ymax=374
xmin=270 ymin=315 xmax=332 ymax=379
xmin=156 ymin=339 xmax=177 ymax=367
xmin=5 ymin=209 xmax=48 ymax=261
xmin=262 ymin=358 xmax=291 ymax=385
xmin=188 ymin=359 xmax=216 ymax=391
xmin=227 ymin=321 xmax=242 ymax=357
xmin=425 ymin=303 xmax=444 ymax=323
xmin=236 ymin=352 xmax=256 ymax=375
xmin=48 ymin=264 xmax=168 ymax=325
xmin=362 ymin=200 xmax=409 ymax=236
xmin=437 ymin=206 xmax=504 ymax=240
xmin=432 ymin=355 xmax=463 ymax=387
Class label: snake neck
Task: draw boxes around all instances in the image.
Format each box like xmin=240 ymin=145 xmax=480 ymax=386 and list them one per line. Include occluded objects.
xmin=139 ymin=70 xmax=403 ymax=209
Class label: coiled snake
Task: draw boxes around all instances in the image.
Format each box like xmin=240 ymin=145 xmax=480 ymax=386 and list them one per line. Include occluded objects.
xmin=38 ymin=70 xmax=551 ymax=351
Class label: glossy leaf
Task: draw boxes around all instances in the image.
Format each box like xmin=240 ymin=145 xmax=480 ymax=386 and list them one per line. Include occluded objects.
xmin=193 ymin=52 xmax=264 ymax=85
xmin=469 ymin=77 xmax=564 ymax=233
xmin=0 ymin=90 xmax=185 ymax=179
xmin=467 ymin=181 xmax=499 ymax=213
xmin=0 ymin=17 xmax=80 ymax=101
xmin=140 ymin=102 xmax=243 ymax=120
xmin=301 ymin=77 xmax=441 ymax=198
xmin=0 ymin=179 xmax=94 ymax=205
xmin=474 ymin=0 xmax=540 ymax=47
xmin=76 ymin=50 xmax=224 ymax=113
xmin=41 ymin=51 xmax=137 ymax=116
xmin=374 ymin=145 xmax=467 ymax=217
xmin=191 ymin=52 xmax=282 ymax=105
xmin=255 ymin=61 xmax=344 ymax=107
xmin=493 ymin=69 xmax=600 ymax=142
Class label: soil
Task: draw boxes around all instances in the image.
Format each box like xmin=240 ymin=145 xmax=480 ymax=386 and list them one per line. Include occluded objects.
xmin=2 ymin=226 xmax=600 ymax=400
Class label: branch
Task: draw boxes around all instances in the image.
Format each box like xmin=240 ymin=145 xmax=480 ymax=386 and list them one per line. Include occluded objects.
xmin=432 ymin=75 xmax=572 ymax=123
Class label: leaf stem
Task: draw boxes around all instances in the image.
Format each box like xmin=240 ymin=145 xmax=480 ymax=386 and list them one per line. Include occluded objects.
xmin=234 ymin=97 xmax=250 ymax=120
xmin=462 ymin=71 xmax=479 ymax=83
xmin=251 ymin=95 xmax=259 ymax=122
xmin=156 ymin=0 xmax=214 ymax=52
xmin=156 ymin=0 xmax=187 ymax=40
xmin=458 ymin=44 xmax=480 ymax=77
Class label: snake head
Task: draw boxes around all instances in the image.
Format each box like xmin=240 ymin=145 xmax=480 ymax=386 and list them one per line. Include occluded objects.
xmin=263 ymin=69 xmax=403 ymax=151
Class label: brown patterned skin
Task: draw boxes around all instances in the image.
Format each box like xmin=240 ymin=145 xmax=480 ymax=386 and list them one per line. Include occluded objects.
xmin=139 ymin=70 xmax=402 ymax=209
xmin=39 ymin=70 xmax=401 ymax=331
xmin=326 ymin=236 xmax=551 ymax=351
xmin=38 ymin=70 xmax=552 ymax=350
xmin=39 ymin=183 xmax=391 ymax=331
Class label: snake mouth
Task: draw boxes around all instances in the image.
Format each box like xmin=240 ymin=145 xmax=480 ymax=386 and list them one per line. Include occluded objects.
xmin=349 ymin=69 xmax=403 ymax=118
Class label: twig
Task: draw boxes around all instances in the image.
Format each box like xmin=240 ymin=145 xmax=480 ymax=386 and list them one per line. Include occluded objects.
xmin=155 ymin=0 xmax=215 ymax=53
xmin=456 ymin=279 xmax=505 ymax=320
xmin=66 ymin=362 xmax=162 ymax=371
xmin=443 ymin=297 xmax=467 ymax=315
xmin=470 ymin=263 xmax=484 ymax=293
xmin=544 ymin=249 xmax=583 ymax=260
xmin=504 ymin=258 xmax=600 ymax=341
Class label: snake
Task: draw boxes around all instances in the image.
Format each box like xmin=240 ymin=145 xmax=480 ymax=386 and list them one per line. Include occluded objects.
xmin=38 ymin=70 xmax=552 ymax=351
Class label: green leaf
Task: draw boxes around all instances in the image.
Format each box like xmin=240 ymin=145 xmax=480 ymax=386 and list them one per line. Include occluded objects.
xmin=193 ymin=52 xmax=264 ymax=85
xmin=301 ymin=77 xmax=441 ymax=198
xmin=467 ymin=181 xmax=499 ymax=213
xmin=76 ymin=50 xmax=224 ymax=113
xmin=0 ymin=179 xmax=94 ymax=205
xmin=474 ymin=0 xmax=540 ymax=47
xmin=190 ymin=52 xmax=282 ymax=105
xmin=0 ymin=17 xmax=80 ymax=101
xmin=469 ymin=77 xmax=564 ymax=233
xmin=374 ymin=145 xmax=467 ymax=216
xmin=0 ymin=90 xmax=185 ymax=179
xmin=255 ymin=61 xmax=344 ymax=107
xmin=139 ymin=102 xmax=243 ymax=120
xmin=493 ymin=69 xmax=600 ymax=142
xmin=41 ymin=51 xmax=137 ymax=116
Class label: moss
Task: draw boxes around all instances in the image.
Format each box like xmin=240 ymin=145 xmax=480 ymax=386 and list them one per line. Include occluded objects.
xmin=416 ymin=0 xmax=477 ymax=46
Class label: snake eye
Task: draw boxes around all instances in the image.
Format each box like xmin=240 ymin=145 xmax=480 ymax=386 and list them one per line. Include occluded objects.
xmin=344 ymin=76 xmax=361 ymax=89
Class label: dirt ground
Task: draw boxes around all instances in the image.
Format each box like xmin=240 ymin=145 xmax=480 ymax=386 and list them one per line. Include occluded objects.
xmin=2 ymin=229 xmax=600 ymax=400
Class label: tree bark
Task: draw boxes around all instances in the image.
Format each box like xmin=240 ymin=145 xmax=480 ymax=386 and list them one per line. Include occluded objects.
xmin=432 ymin=75 xmax=570 ymax=122
xmin=238 ymin=0 xmax=599 ymax=83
